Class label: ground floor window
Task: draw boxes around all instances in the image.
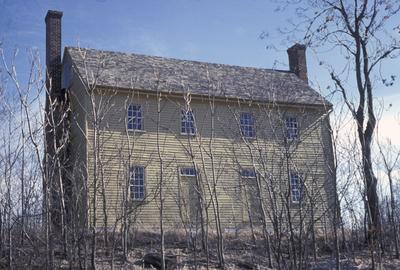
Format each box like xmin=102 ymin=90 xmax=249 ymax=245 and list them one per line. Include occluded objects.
xmin=290 ymin=172 xmax=302 ymax=203
xmin=130 ymin=166 xmax=145 ymax=200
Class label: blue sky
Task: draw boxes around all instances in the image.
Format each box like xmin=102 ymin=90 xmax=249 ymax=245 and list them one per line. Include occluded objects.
xmin=1 ymin=0 xmax=289 ymax=69
xmin=1 ymin=0 xmax=399 ymax=143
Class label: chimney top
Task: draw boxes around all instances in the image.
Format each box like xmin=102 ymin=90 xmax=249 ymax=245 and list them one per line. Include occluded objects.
xmin=287 ymin=43 xmax=306 ymax=52
xmin=45 ymin=9 xmax=63 ymax=96
xmin=287 ymin=43 xmax=308 ymax=84
xmin=45 ymin=10 xmax=63 ymax=22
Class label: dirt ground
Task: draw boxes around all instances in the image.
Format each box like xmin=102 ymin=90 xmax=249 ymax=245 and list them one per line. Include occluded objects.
xmin=5 ymin=228 xmax=400 ymax=269
xmin=92 ymin=249 xmax=400 ymax=269
xmin=87 ymin=229 xmax=400 ymax=270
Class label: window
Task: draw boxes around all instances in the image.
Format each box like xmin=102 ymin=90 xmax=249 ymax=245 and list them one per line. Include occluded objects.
xmin=127 ymin=104 xmax=143 ymax=130
xmin=290 ymin=172 xmax=302 ymax=203
xmin=286 ymin=117 xmax=298 ymax=140
xmin=240 ymin=168 xmax=257 ymax=178
xmin=180 ymin=167 xmax=197 ymax=176
xmin=240 ymin=112 xmax=255 ymax=138
xmin=181 ymin=109 xmax=196 ymax=135
xmin=129 ymin=166 xmax=145 ymax=200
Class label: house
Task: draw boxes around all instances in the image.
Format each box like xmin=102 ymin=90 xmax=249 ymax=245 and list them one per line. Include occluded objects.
xmin=45 ymin=10 xmax=334 ymax=231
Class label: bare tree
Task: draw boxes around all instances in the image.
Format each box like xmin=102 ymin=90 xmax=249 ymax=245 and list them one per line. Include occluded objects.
xmin=377 ymin=138 xmax=400 ymax=258
xmin=273 ymin=0 xmax=400 ymax=267
xmin=0 ymin=46 xmax=69 ymax=269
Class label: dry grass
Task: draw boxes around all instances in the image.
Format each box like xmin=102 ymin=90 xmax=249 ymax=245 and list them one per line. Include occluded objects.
xmin=3 ymin=227 xmax=400 ymax=269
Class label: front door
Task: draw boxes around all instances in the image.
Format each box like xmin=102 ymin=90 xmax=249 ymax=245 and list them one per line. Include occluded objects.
xmin=244 ymin=179 xmax=263 ymax=224
xmin=187 ymin=176 xmax=201 ymax=224
xmin=179 ymin=168 xmax=201 ymax=225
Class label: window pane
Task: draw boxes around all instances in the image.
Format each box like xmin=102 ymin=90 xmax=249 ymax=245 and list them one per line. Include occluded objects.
xmin=290 ymin=173 xmax=302 ymax=202
xmin=240 ymin=168 xmax=256 ymax=178
xmin=127 ymin=104 xmax=143 ymax=131
xmin=130 ymin=166 xmax=145 ymax=200
xmin=180 ymin=167 xmax=197 ymax=176
xmin=181 ymin=110 xmax=196 ymax=135
xmin=286 ymin=117 xmax=298 ymax=140
xmin=240 ymin=112 xmax=255 ymax=138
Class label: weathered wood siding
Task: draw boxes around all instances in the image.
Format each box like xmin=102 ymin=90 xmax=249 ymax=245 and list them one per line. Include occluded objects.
xmin=72 ymin=85 xmax=334 ymax=229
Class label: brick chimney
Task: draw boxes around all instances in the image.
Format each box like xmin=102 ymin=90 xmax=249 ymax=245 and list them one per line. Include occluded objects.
xmin=45 ymin=10 xmax=63 ymax=97
xmin=44 ymin=10 xmax=65 ymax=231
xmin=287 ymin=44 xmax=308 ymax=84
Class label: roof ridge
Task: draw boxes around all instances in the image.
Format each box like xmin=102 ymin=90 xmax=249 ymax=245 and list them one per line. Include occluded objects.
xmin=65 ymin=46 xmax=292 ymax=74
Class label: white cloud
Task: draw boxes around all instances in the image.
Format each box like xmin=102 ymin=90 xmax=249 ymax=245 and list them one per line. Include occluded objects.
xmin=377 ymin=114 xmax=400 ymax=145
xmin=376 ymin=94 xmax=400 ymax=145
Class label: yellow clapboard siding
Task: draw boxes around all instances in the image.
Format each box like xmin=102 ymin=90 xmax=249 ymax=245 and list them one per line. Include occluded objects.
xmin=71 ymin=86 xmax=334 ymax=229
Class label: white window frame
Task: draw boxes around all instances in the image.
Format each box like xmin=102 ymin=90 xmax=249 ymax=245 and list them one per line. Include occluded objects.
xmin=127 ymin=104 xmax=143 ymax=131
xmin=129 ymin=166 xmax=145 ymax=201
xmin=286 ymin=117 xmax=298 ymax=140
xmin=179 ymin=167 xmax=197 ymax=177
xmin=181 ymin=109 xmax=196 ymax=135
xmin=240 ymin=112 xmax=255 ymax=138
xmin=290 ymin=172 xmax=302 ymax=203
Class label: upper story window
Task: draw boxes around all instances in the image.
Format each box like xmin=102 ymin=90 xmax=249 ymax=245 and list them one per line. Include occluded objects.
xmin=286 ymin=117 xmax=298 ymax=140
xmin=180 ymin=167 xmax=197 ymax=177
xmin=128 ymin=104 xmax=143 ymax=131
xmin=181 ymin=109 xmax=196 ymax=135
xmin=240 ymin=168 xmax=257 ymax=179
xmin=290 ymin=172 xmax=302 ymax=203
xmin=240 ymin=112 xmax=255 ymax=138
xmin=129 ymin=166 xmax=145 ymax=201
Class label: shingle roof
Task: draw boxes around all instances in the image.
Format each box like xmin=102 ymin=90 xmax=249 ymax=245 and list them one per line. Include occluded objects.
xmin=65 ymin=47 xmax=330 ymax=107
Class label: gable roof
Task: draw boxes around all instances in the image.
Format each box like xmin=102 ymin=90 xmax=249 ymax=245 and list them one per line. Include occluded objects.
xmin=65 ymin=47 xmax=331 ymax=107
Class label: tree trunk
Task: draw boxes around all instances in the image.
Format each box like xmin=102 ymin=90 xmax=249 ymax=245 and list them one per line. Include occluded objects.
xmin=388 ymin=171 xmax=399 ymax=259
